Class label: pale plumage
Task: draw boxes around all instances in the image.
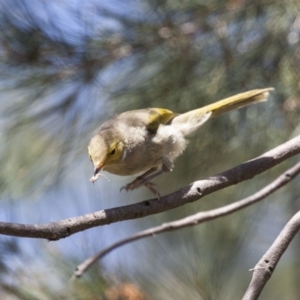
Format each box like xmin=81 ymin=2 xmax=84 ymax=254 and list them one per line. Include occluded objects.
xmin=88 ymin=88 xmax=274 ymax=196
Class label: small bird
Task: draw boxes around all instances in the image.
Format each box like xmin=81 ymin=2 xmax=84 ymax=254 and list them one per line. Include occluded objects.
xmin=88 ymin=88 xmax=273 ymax=196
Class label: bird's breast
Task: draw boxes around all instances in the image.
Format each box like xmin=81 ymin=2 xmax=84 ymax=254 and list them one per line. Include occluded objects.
xmin=103 ymin=124 xmax=187 ymax=176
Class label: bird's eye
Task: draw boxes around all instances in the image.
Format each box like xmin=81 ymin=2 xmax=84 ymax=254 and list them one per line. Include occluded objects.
xmin=89 ymin=155 xmax=92 ymax=162
xmin=109 ymin=148 xmax=116 ymax=155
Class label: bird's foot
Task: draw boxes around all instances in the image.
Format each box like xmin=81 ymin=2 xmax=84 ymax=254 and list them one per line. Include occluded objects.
xmin=120 ymin=178 xmax=161 ymax=199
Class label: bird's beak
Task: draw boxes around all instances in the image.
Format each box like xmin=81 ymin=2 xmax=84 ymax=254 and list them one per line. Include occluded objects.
xmin=94 ymin=162 xmax=104 ymax=176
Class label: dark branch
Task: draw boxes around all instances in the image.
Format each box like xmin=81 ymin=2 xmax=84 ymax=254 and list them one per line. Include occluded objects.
xmin=242 ymin=210 xmax=300 ymax=300
xmin=72 ymin=161 xmax=300 ymax=278
xmin=0 ymin=134 xmax=300 ymax=240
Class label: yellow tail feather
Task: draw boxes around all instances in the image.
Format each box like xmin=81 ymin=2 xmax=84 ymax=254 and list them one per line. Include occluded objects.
xmin=199 ymin=87 xmax=274 ymax=117
xmin=172 ymin=87 xmax=274 ymax=135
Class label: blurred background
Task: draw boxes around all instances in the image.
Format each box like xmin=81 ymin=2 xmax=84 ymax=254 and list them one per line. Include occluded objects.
xmin=0 ymin=0 xmax=300 ymax=299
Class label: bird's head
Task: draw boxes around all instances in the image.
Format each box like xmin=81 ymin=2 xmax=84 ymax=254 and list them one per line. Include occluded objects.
xmin=88 ymin=134 xmax=124 ymax=177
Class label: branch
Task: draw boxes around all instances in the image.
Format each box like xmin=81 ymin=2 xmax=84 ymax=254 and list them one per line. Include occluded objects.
xmin=0 ymin=135 xmax=300 ymax=240
xmin=242 ymin=210 xmax=300 ymax=300
xmin=72 ymin=161 xmax=300 ymax=278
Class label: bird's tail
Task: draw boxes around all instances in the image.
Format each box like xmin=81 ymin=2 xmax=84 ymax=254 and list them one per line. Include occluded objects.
xmin=171 ymin=87 xmax=274 ymax=136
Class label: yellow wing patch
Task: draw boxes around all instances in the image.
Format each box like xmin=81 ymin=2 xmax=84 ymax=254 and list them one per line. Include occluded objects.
xmin=147 ymin=108 xmax=177 ymax=132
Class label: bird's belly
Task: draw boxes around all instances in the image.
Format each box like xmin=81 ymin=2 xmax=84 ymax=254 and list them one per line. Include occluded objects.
xmin=103 ymin=157 xmax=160 ymax=176
xmin=103 ymin=143 xmax=164 ymax=176
xmin=103 ymin=126 xmax=187 ymax=176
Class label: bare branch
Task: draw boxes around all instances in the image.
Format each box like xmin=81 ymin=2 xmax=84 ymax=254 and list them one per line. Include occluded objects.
xmin=0 ymin=134 xmax=300 ymax=240
xmin=242 ymin=210 xmax=300 ymax=300
xmin=72 ymin=161 xmax=300 ymax=278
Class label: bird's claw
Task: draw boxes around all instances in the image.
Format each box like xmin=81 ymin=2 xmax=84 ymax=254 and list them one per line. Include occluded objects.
xmin=120 ymin=179 xmax=161 ymax=199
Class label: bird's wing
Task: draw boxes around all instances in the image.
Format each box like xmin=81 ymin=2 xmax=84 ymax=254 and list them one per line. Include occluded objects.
xmin=146 ymin=108 xmax=178 ymax=132
xmin=117 ymin=108 xmax=178 ymax=133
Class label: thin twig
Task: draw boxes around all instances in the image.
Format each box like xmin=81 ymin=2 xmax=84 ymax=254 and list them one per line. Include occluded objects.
xmin=73 ymin=161 xmax=300 ymax=278
xmin=0 ymin=134 xmax=299 ymax=240
xmin=242 ymin=210 xmax=300 ymax=300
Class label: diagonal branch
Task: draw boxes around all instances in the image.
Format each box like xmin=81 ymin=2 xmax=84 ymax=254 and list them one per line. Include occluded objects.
xmin=72 ymin=161 xmax=300 ymax=278
xmin=242 ymin=210 xmax=300 ymax=300
xmin=0 ymin=135 xmax=300 ymax=240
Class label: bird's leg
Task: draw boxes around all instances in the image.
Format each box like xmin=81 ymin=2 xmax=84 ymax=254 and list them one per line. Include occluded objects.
xmin=120 ymin=157 xmax=173 ymax=198
xmin=120 ymin=167 xmax=158 ymax=193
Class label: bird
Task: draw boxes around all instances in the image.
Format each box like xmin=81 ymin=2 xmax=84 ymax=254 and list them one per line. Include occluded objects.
xmin=88 ymin=88 xmax=273 ymax=197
